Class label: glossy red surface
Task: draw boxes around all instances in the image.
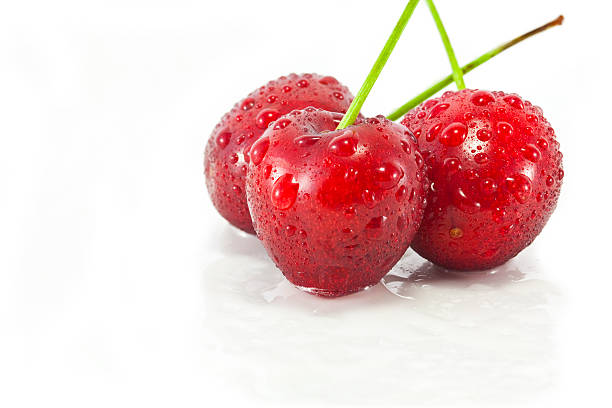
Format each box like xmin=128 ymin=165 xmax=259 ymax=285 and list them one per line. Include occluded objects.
xmin=246 ymin=108 xmax=427 ymax=297
xmin=402 ymin=89 xmax=563 ymax=270
xmin=204 ymin=74 xmax=354 ymax=233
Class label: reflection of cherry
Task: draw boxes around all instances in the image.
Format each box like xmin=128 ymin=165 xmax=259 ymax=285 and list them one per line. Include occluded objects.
xmin=402 ymin=89 xmax=563 ymax=270
xmin=246 ymin=108 xmax=427 ymax=296
xmin=204 ymin=73 xmax=354 ymax=233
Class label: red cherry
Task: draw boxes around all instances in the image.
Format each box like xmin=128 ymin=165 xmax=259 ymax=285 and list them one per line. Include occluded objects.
xmin=246 ymin=109 xmax=427 ymax=297
xmin=401 ymin=89 xmax=563 ymax=270
xmin=204 ymin=73 xmax=354 ymax=233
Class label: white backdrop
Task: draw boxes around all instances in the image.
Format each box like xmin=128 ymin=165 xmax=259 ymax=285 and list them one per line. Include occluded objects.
xmin=1 ymin=1 xmax=610 ymax=407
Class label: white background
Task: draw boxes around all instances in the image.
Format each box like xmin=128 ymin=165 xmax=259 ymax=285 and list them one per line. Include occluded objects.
xmin=1 ymin=0 xmax=610 ymax=407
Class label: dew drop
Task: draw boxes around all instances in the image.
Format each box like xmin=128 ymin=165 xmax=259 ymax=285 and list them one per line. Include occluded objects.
xmin=480 ymin=178 xmax=498 ymax=195
xmin=474 ymin=152 xmax=488 ymax=164
xmin=270 ymin=174 xmax=299 ymax=210
xmin=263 ymin=164 xmax=272 ymax=179
xmin=250 ymin=136 xmax=270 ymax=166
xmin=329 ymin=131 xmax=358 ymax=157
xmin=520 ymin=144 xmax=542 ymax=162
xmin=546 ymin=175 xmax=555 ymax=187
xmin=232 ymin=184 xmax=242 ymax=194
xmin=285 ymin=225 xmax=296 ymax=236
xmin=536 ymin=138 xmax=549 ymax=150
xmin=362 ymin=189 xmax=377 ymax=209
xmin=428 ymin=103 xmax=450 ymax=119
xmin=471 ymin=90 xmax=495 ymax=106
xmin=256 ymin=109 xmax=280 ymax=129
xmin=427 ymin=123 xmax=443 ymax=141
xmin=274 ymin=118 xmax=292 ymax=129
xmin=241 ymin=98 xmax=255 ymax=111
xmin=476 ymin=129 xmax=492 ymax=141
xmin=506 ymin=174 xmax=532 ymax=203
xmin=496 ymin=121 xmax=514 ymax=141
xmin=415 ymin=151 xmax=425 ymax=169
xmin=400 ymin=139 xmax=412 ymax=154
xmin=319 ymin=76 xmax=338 ymax=85
xmin=374 ymin=162 xmax=404 ymax=190
xmin=395 ymin=185 xmax=407 ymax=202
xmin=558 ymin=169 xmax=564 ymax=180
xmin=333 ymin=92 xmax=344 ymax=100
xmin=229 ymin=153 xmax=239 ymax=164
xmin=295 ymin=135 xmax=321 ymax=147
xmin=267 ymin=95 xmax=278 ymax=103
xmin=296 ymin=79 xmax=309 ymax=88
xmin=444 ymin=157 xmax=461 ymax=174
xmin=440 ymin=122 xmax=468 ymax=147
xmin=216 ymin=131 xmax=231 ymax=148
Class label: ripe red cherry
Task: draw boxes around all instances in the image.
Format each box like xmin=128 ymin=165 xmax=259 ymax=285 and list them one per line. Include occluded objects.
xmin=204 ymin=73 xmax=354 ymax=233
xmin=401 ymin=89 xmax=563 ymax=270
xmin=246 ymin=108 xmax=427 ymax=297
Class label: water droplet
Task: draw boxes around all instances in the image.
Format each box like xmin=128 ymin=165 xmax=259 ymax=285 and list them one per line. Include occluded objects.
xmin=464 ymin=112 xmax=474 ymax=120
xmin=480 ymin=178 xmax=498 ymax=195
xmin=319 ymin=76 xmax=338 ymax=85
xmin=444 ymin=157 xmax=461 ymax=174
xmin=366 ymin=216 xmax=387 ymax=235
xmin=546 ymin=175 xmax=555 ymax=187
xmin=270 ymin=174 xmax=299 ymax=210
xmin=267 ymin=95 xmax=278 ymax=103
xmin=256 ymin=109 xmax=280 ymax=129
xmin=342 ymin=227 xmax=353 ymax=234
xmin=415 ymin=152 xmax=425 ymax=169
xmin=232 ymin=184 xmax=242 ymax=194
xmin=295 ymin=135 xmax=321 ymax=147
xmin=298 ymin=229 xmax=307 ymax=238
xmin=400 ymin=139 xmax=412 ymax=154
xmin=374 ymin=162 xmax=403 ymax=190
xmin=329 ymin=131 xmax=358 ymax=157
xmin=216 ymin=131 xmax=231 ymax=148
xmin=395 ymin=185 xmax=407 ymax=202
xmin=428 ymin=103 xmax=450 ymax=119
xmin=453 ymin=187 xmax=481 ymax=213
xmin=423 ymin=99 xmax=439 ymax=110
xmin=503 ymin=95 xmax=524 ymax=110
xmin=362 ymin=189 xmax=377 ymax=208
xmin=520 ymin=144 xmax=542 ymax=162
xmin=235 ymin=134 xmax=246 ymax=145
xmin=536 ymin=138 xmax=549 ymax=150
xmin=241 ymin=98 xmax=255 ymax=111
xmin=417 ymin=111 xmax=426 ymax=119
xmin=440 ymin=122 xmax=468 ymax=147
xmin=474 ymin=152 xmax=488 ymax=164
xmin=282 ymin=86 xmax=292 ymax=93
xmin=250 ymin=136 xmax=270 ymax=165
xmin=471 ymin=90 xmax=495 ymax=106
xmin=263 ymin=164 xmax=272 ymax=178
xmin=558 ymin=169 xmax=564 ymax=180
xmin=506 ymin=174 xmax=532 ymax=203
xmin=344 ymin=206 xmax=356 ymax=217
xmin=476 ymin=129 xmax=491 ymax=141
xmin=285 ymin=225 xmax=296 ymax=236
xmin=229 ymin=153 xmax=239 ymax=164
xmin=333 ymin=92 xmax=344 ymax=100
xmin=496 ymin=121 xmax=514 ymax=141
xmin=492 ymin=207 xmax=506 ymax=223
xmin=296 ymin=79 xmax=309 ymax=88
xmin=427 ymin=123 xmax=443 ymax=141
xmin=449 ymin=227 xmax=463 ymax=239
xmin=273 ymin=118 xmax=292 ymax=129
xmin=526 ymin=114 xmax=538 ymax=123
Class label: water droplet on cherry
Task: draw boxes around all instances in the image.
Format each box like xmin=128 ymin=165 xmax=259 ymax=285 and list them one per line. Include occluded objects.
xmin=270 ymin=174 xmax=299 ymax=210
xmin=440 ymin=122 xmax=467 ymax=147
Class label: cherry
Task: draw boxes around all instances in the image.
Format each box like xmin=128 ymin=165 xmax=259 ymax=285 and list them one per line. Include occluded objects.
xmin=204 ymin=73 xmax=354 ymax=233
xmin=246 ymin=108 xmax=427 ymax=296
xmin=401 ymin=89 xmax=563 ymax=270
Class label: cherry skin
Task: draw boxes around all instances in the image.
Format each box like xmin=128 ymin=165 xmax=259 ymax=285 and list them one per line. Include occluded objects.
xmin=204 ymin=73 xmax=354 ymax=233
xmin=246 ymin=108 xmax=427 ymax=297
xmin=401 ymin=89 xmax=563 ymax=270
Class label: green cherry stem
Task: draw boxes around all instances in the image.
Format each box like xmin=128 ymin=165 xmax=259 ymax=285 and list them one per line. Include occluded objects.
xmin=336 ymin=0 xmax=420 ymax=130
xmin=387 ymin=15 xmax=564 ymax=121
xmin=425 ymin=0 xmax=465 ymax=90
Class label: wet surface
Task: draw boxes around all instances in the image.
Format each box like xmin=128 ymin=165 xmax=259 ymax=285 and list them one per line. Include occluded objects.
xmin=202 ymin=226 xmax=562 ymax=406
